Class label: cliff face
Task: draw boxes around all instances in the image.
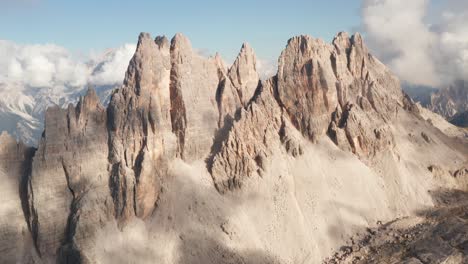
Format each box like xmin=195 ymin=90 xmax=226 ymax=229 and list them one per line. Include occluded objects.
xmin=0 ymin=32 xmax=467 ymax=264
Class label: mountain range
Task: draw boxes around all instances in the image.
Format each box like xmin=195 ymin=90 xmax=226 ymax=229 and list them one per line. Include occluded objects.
xmin=0 ymin=43 xmax=136 ymax=146
xmin=404 ymin=81 xmax=468 ymax=128
xmin=0 ymin=31 xmax=467 ymax=264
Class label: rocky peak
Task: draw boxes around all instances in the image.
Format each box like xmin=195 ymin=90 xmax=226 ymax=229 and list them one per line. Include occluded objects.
xmin=332 ymin=31 xmax=351 ymax=51
xmin=170 ymin=33 xmax=193 ymax=63
xmin=227 ymin=42 xmax=260 ymax=106
xmin=277 ymin=34 xmax=337 ymax=142
xmin=124 ymin=32 xmax=162 ymax=97
xmin=76 ymin=87 xmax=102 ymax=116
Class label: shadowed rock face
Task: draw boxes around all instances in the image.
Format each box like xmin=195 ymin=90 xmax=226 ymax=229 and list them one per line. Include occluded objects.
xmin=0 ymin=31 xmax=466 ymax=263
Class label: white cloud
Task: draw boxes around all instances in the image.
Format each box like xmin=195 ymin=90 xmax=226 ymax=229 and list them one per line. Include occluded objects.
xmin=89 ymin=44 xmax=136 ymax=86
xmin=362 ymin=0 xmax=468 ymax=87
xmin=0 ymin=40 xmax=136 ymax=91
xmin=256 ymin=57 xmax=277 ymax=80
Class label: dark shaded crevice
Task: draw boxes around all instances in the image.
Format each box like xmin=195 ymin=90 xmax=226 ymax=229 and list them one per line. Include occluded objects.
xmin=169 ymin=63 xmax=187 ymax=159
xmin=132 ymin=182 xmax=137 ymax=217
xmin=245 ymin=80 xmax=262 ymax=106
xmin=215 ymin=78 xmax=226 ymax=128
xmin=147 ymin=97 xmax=156 ymax=133
xmin=58 ymin=158 xmax=85 ymax=264
xmin=108 ymin=162 xmax=131 ymax=220
xmin=61 ymin=159 xmax=75 ymax=199
xmin=330 ymin=52 xmax=338 ymax=78
xmin=205 ymin=108 xmax=238 ymax=174
xmin=18 ymin=146 xmax=41 ymax=257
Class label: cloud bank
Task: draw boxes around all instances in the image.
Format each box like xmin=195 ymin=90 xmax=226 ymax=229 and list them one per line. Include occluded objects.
xmin=362 ymin=0 xmax=468 ymax=87
xmin=0 ymin=40 xmax=136 ymax=91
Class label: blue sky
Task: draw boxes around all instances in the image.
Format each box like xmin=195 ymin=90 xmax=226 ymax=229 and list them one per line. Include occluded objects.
xmin=0 ymin=0 xmax=361 ymax=61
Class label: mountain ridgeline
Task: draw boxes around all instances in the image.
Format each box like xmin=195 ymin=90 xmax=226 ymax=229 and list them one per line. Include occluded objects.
xmin=0 ymin=32 xmax=467 ymax=264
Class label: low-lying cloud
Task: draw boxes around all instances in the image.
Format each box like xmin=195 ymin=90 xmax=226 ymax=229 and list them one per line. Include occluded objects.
xmin=362 ymin=0 xmax=468 ymax=87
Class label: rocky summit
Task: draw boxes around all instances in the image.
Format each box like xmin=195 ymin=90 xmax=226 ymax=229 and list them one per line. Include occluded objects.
xmin=0 ymin=32 xmax=467 ymax=264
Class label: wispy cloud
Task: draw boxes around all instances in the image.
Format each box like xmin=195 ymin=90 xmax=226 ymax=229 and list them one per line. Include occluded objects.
xmin=256 ymin=57 xmax=277 ymax=80
xmin=362 ymin=0 xmax=468 ymax=87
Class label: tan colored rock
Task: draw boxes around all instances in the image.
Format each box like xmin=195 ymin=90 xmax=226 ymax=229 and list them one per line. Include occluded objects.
xmin=108 ymin=33 xmax=177 ymax=223
xmin=277 ymin=35 xmax=338 ymax=142
xmin=227 ymin=43 xmax=260 ymax=106
xmin=210 ymin=78 xmax=287 ymax=192
xmin=169 ymin=33 xmax=220 ymax=161
xmin=215 ymin=54 xmax=241 ymax=128
xmin=30 ymin=88 xmax=113 ymax=262
xmin=0 ymin=132 xmax=37 ymax=263
xmin=215 ymin=43 xmax=260 ymax=128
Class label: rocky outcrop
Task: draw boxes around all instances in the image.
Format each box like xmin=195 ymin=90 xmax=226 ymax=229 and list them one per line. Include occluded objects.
xmin=227 ymin=43 xmax=260 ymax=106
xmin=210 ymin=78 xmax=283 ymax=191
xmin=168 ymin=33 xmax=220 ymax=161
xmin=275 ymin=32 xmax=401 ymax=158
xmin=29 ymin=87 xmax=112 ymax=262
xmin=210 ymin=32 xmax=404 ymax=191
xmin=215 ymin=43 xmax=259 ymax=128
xmin=107 ymin=33 xmax=176 ymax=224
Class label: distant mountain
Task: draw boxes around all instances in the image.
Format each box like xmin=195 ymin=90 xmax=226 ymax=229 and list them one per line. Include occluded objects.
xmin=402 ymin=84 xmax=437 ymax=106
xmin=450 ymin=110 xmax=468 ymax=127
xmin=429 ymin=80 xmax=468 ymax=119
xmin=403 ymin=81 xmax=468 ymax=127
xmin=0 ymin=83 xmax=115 ymax=145
xmin=0 ymin=44 xmax=135 ymax=145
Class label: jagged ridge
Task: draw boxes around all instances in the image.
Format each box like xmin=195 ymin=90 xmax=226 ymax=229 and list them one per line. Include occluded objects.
xmin=0 ymin=31 xmax=466 ymax=264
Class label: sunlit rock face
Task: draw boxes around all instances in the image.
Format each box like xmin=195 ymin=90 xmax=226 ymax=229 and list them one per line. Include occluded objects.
xmin=0 ymin=31 xmax=466 ymax=264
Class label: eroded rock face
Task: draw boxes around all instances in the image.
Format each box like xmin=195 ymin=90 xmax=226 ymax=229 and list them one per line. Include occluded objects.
xmin=227 ymin=43 xmax=260 ymax=106
xmin=108 ymin=33 xmax=176 ymax=223
xmin=30 ymin=88 xmax=113 ymax=262
xmin=210 ymin=32 xmax=405 ymax=190
xmin=169 ymin=33 xmax=221 ymax=161
xmin=277 ymin=35 xmax=338 ymax=142
xmin=210 ymin=78 xmax=284 ymax=191
xmin=275 ymin=32 xmax=403 ymax=158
